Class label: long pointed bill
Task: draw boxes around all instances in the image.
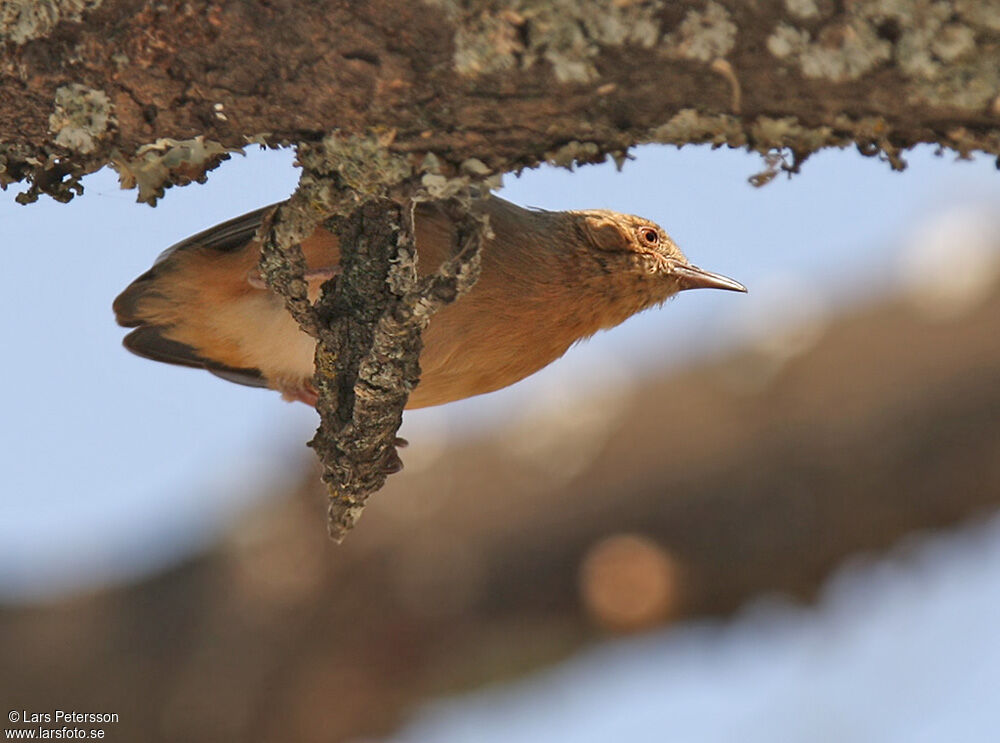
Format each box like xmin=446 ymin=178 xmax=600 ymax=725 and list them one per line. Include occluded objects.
xmin=673 ymin=263 xmax=747 ymax=293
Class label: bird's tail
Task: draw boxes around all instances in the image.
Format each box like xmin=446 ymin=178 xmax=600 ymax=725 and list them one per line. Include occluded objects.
xmin=112 ymin=205 xmax=277 ymax=388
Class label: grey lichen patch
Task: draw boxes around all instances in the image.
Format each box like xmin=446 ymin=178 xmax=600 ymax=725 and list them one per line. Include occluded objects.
xmin=649 ymin=108 xmax=747 ymax=147
xmin=955 ymin=0 xmax=1000 ymax=33
xmin=450 ymin=0 xmax=662 ymax=83
xmin=766 ymin=20 xmax=890 ymax=82
xmin=784 ymin=0 xmax=822 ymax=20
xmin=944 ymin=125 xmax=1000 ymax=160
xmin=0 ymin=0 xmax=102 ymax=44
xmin=243 ymin=133 xmax=273 ymax=146
xmin=49 ymin=84 xmax=114 ymax=155
xmin=885 ymin=1 xmax=963 ymax=79
xmin=930 ymin=23 xmax=976 ymax=62
xmin=663 ymin=1 xmax=737 ymax=63
xmin=454 ymin=10 xmax=524 ymax=75
xmin=645 ymin=110 xmax=926 ymax=183
xmin=545 ymin=140 xmax=602 ymax=168
xmin=305 ymin=129 xmax=412 ymax=196
xmin=745 ymin=114 xmax=903 ymax=181
xmin=920 ymin=53 xmax=999 ymax=111
xmin=750 ymin=116 xmax=835 ymax=153
xmin=294 ymin=134 xmax=504 ymax=217
xmin=418 ymin=153 xmax=503 ymax=200
xmin=769 ymin=0 xmax=1000 ymax=110
xmin=766 ymin=24 xmax=807 ymax=60
xmin=289 ymin=130 xmax=416 ymax=218
xmin=110 ymin=137 xmax=237 ymax=205
xmin=885 ymin=0 xmax=999 ymax=111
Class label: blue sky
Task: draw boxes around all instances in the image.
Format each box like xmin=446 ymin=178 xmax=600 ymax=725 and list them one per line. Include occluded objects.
xmin=2 ymin=143 xmax=999 ymax=602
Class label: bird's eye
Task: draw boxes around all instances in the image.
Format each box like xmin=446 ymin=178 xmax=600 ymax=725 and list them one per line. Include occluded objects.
xmin=640 ymin=228 xmax=659 ymax=246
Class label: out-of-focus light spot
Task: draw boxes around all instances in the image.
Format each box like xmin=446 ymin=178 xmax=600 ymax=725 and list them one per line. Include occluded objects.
xmin=736 ymin=273 xmax=829 ymax=362
xmin=719 ymin=272 xmax=829 ymax=393
xmin=579 ymin=533 xmax=681 ymax=632
xmin=500 ymin=356 xmax=636 ymax=487
xmin=899 ymin=204 xmax=1000 ymax=321
xmin=395 ymin=514 xmax=1000 ymax=743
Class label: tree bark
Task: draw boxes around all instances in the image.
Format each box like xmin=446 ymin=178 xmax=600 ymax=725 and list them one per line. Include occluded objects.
xmin=252 ymin=138 xmax=489 ymax=539
xmin=2 ymin=0 xmax=998 ymax=204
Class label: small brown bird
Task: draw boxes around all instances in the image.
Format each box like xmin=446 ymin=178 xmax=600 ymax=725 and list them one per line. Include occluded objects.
xmin=114 ymin=195 xmax=745 ymax=408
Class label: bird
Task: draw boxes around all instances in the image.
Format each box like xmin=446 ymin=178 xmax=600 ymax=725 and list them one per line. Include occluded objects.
xmin=114 ymin=195 xmax=746 ymax=408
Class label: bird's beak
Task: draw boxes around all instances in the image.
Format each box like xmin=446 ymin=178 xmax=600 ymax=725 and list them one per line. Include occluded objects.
xmin=672 ymin=263 xmax=747 ymax=293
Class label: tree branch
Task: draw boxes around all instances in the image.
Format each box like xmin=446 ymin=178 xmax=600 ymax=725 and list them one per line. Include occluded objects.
xmin=316 ymin=200 xmax=486 ymax=539
xmin=258 ymin=136 xmax=490 ymax=539
xmin=2 ymin=1 xmax=998 ymax=204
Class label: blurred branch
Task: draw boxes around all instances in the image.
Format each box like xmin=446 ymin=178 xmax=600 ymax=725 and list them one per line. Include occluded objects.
xmin=4 ymin=287 xmax=1000 ymax=742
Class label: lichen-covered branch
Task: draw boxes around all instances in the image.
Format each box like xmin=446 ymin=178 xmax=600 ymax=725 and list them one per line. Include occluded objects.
xmin=315 ymin=198 xmax=487 ymax=541
xmin=257 ymin=196 xmax=324 ymax=340
xmin=309 ymin=198 xmax=416 ymax=540
xmin=259 ymin=135 xmax=490 ymax=540
xmin=2 ymin=0 xmax=999 ymax=205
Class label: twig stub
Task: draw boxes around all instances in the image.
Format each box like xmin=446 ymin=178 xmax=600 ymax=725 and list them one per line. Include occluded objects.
xmin=261 ymin=186 xmax=490 ymax=542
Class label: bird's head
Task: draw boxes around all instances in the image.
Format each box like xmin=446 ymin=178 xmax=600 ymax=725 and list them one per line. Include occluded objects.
xmin=570 ymin=209 xmax=746 ymax=306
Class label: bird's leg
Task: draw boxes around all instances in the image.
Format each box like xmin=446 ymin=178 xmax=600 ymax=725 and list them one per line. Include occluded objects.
xmin=278 ymin=380 xmax=319 ymax=406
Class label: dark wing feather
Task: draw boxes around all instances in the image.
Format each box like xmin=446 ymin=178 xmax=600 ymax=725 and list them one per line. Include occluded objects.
xmin=151 ymin=202 xmax=281 ymax=267
xmin=122 ymin=327 xmax=268 ymax=389
xmin=122 ymin=326 xmax=209 ymax=370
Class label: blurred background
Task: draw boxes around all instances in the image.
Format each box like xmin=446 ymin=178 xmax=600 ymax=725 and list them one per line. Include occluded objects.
xmin=1 ymin=143 xmax=999 ymax=741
